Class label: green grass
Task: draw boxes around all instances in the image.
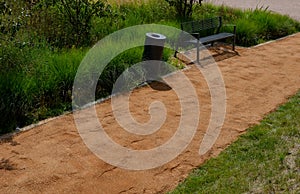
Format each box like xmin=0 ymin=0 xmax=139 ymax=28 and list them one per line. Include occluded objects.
xmin=171 ymin=91 xmax=300 ymax=193
xmin=0 ymin=46 xmax=86 ymax=133
xmin=1 ymin=1 xmax=300 ymax=134
xmin=91 ymin=0 xmax=177 ymax=39
xmin=0 ymin=43 xmax=174 ymax=134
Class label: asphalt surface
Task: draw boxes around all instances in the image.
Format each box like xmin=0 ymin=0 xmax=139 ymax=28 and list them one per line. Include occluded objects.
xmin=205 ymin=0 xmax=300 ymax=21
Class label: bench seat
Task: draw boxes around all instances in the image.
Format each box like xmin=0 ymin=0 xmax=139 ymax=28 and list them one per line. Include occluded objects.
xmin=175 ymin=16 xmax=236 ymax=64
xmin=200 ymin=32 xmax=235 ymax=44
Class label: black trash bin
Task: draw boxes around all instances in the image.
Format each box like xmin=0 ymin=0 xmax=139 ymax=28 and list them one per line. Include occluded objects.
xmin=142 ymin=33 xmax=166 ymax=81
xmin=142 ymin=33 xmax=166 ymax=61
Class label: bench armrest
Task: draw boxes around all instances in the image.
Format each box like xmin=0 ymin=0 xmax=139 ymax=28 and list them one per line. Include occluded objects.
xmin=191 ymin=32 xmax=200 ymax=39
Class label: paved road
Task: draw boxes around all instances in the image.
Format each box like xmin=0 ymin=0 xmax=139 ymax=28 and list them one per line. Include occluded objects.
xmin=204 ymin=0 xmax=300 ymax=21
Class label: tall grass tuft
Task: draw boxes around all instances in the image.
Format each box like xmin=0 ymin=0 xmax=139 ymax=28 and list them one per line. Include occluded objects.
xmin=0 ymin=43 xmax=86 ymax=134
xmin=91 ymin=0 xmax=177 ymax=40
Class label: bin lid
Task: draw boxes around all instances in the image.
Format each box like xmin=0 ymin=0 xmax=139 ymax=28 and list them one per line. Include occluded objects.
xmin=146 ymin=33 xmax=166 ymax=40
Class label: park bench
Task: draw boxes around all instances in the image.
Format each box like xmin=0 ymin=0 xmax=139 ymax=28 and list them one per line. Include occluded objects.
xmin=175 ymin=16 xmax=236 ymax=63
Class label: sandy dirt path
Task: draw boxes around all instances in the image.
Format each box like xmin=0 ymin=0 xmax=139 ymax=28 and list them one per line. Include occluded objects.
xmin=0 ymin=33 xmax=300 ymax=193
xmin=205 ymin=0 xmax=300 ymax=21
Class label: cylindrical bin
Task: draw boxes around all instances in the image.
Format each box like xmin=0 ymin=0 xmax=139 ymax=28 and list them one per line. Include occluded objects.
xmin=142 ymin=33 xmax=166 ymax=81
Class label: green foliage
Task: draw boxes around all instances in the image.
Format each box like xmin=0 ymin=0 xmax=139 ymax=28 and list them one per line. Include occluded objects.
xmin=29 ymin=0 xmax=108 ymax=47
xmin=0 ymin=0 xmax=31 ymax=39
xmin=235 ymin=18 xmax=260 ymax=46
xmin=97 ymin=46 xmax=174 ymax=98
xmin=0 ymin=1 xmax=300 ymax=135
xmin=192 ymin=4 xmax=300 ymax=46
xmin=0 ymin=43 xmax=86 ymax=134
xmin=0 ymin=39 xmax=176 ymax=134
xmin=97 ymin=47 xmax=144 ymax=97
xmin=250 ymin=9 xmax=299 ymax=39
xmin=165 ymin=0 xmax=202 ymax=19
xmin=171 ymin=92 xmax=300 ymax=193
xmin=91 ymin=0 xmax=176 ymax=38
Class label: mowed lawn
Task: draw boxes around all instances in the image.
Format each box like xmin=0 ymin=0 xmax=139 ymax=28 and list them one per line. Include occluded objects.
xmin=171 ymin=91 xmax=300 ymax=193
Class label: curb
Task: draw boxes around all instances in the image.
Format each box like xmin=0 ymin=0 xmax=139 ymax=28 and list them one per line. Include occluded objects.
xmin=252 ymin=32 xmax=300 ymax=48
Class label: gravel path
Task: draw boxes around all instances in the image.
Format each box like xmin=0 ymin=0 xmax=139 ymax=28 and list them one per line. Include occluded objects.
xmin=205 ymin=0 xmax=300 ymax=21
xmin=1 ymin=33 xmax=300 ymax=193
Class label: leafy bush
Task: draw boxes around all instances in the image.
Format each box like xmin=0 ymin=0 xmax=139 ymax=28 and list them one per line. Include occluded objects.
xmin=29 ymin=0 xmax=108 ymax=48
xmin=166 ymin=0 xmax=202 ymax=19
xmin=91 ymin=0 xmax=176 ymax=39
xmin=0 ymin=0 xmax=30 ymax=38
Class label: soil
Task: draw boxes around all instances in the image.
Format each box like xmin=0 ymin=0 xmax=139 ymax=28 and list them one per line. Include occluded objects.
xmin=0 ymin=33 xmax=300 ymax=194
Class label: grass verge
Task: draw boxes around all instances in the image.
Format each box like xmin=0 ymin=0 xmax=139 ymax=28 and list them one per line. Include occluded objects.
xmin=171 ymin=91 xmax=300 ymax=193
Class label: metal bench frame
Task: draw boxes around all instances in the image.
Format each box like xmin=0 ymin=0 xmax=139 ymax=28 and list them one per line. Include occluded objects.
xmin=175 ymin=16 xmax=236 ymax=63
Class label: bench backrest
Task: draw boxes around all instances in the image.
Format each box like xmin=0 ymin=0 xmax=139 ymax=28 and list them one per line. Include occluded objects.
xmin=181 ymin=16 xmax=222 ymax=37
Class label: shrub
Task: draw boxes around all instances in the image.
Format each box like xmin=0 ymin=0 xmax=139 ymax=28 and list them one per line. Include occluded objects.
xmin=29 ymin=0 xmax=108 ymax=48
xmin=0 ymin=0 xmax=29 ymax=36
xmin=91 ymin=0 xmax=176 ymax=40
xmin=166 ymin=0 xmax=202 ymax=19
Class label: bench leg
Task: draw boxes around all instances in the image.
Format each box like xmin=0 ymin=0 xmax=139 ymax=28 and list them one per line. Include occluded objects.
xmin=233 ymin=26 xmax=236 ymax=51
xmin=174 ymin=42 xmax=179 ymax=58
xmin=197 ymin=40 xmax=200 ymax=64
xmin=232 ymin=37 xmax=235 ymax=51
